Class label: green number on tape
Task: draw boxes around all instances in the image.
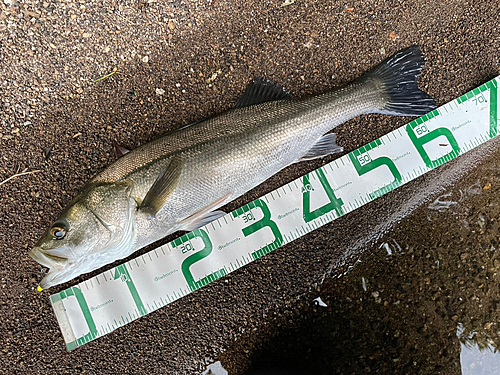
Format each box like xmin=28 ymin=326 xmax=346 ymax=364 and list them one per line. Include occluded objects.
xmin=178 ymin=229 xmax=225 ymax=291
xmin=59 ymin=286 xmax=97 ymax=346
xmin=234 ymin=199 xmax=283 ymax=260
xmin=348 ymin=150 xmax=402 ymax=199
xmin=113 ymin=265 xmax=147 ymax=316
xmin=407 ymin=121 xmax=460 ymax=168
xmin=302 ymin=169 xmax=344 ymax=222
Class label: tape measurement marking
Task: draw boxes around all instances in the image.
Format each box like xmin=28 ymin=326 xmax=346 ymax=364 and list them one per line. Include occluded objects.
xmin=50 ymin=77 xmax=499 ymax=351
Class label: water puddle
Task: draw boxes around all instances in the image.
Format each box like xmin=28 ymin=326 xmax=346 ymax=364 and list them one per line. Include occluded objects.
xmin=458 ymin=323 xmax=500 ymax=374
xmin=203 ymin=361 xmax=228 ymax=375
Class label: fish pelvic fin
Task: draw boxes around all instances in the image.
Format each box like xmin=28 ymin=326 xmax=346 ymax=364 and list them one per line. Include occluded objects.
xmin=139 ymin=156 xmax=183 ymax=218
xmin=180 ymin=210 xmax=227 ymax=232
xmin=178 ymin=192 xmax=231 ymax=231
xmin=362 ymin=45 xmax=437 ymax=116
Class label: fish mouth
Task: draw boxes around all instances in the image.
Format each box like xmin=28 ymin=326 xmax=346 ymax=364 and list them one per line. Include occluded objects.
xmin=29 ymin=247 xmax=74 ymax=289
xmin=28 ymin=247 xmax=69 ymax=270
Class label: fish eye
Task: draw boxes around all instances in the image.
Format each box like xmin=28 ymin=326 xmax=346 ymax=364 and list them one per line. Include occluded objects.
xmin=50 ymin=225 xmax=67 ymax=240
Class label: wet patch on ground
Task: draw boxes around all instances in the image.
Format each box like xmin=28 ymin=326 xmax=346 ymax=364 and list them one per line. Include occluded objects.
xmin=219 ymin=139 xmax=500 ymax=375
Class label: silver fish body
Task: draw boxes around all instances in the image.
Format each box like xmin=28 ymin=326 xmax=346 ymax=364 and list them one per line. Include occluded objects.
xmin=128 ymin=84 xmax=385 ymax=248
xmin=30 ymin=45 xmax=436 ymax=288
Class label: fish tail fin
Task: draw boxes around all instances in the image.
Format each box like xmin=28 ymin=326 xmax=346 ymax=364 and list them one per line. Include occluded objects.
xmin=363 ymin=45 xmax=437 ymax=116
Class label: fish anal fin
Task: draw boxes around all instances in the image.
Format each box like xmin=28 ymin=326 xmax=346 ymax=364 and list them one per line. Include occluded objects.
xmin=300 ymin=133 xmax=343 ymax=161
xmin=234 ymin=78 xmax=291 ymax=108
xmin=139 ymin=157 xmax=183 ymax=218
xmin=178 ymin=192 xmax=232 ymax=231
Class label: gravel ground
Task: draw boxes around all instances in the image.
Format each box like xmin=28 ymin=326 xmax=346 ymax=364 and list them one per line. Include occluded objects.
xmin=1 ymin=0 xmax=499 ymax=374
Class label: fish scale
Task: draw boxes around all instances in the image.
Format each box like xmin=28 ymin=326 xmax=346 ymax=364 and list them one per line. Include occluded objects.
xmin=49 ymin=76 xmax=498 ymax=351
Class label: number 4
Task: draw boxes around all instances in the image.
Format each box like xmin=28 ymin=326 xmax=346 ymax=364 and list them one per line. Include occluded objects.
xmin=302 ymin=169 xmax=344 ymax=222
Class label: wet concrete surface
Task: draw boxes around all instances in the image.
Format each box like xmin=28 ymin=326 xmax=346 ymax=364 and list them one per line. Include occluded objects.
xmin=219 ymin=140 xmax=500 ymax=375
xmin=1 ymin=0 xmax=500 ymax=374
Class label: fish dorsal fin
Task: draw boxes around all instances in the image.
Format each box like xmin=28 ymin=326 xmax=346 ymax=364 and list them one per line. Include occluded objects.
xmin=234 ymin=77 xmax=291 ymax=108
xmin=139 ymin=157 xmax=183 ymax=218
xmin=299 ymin=133 xmax=343 ymax=161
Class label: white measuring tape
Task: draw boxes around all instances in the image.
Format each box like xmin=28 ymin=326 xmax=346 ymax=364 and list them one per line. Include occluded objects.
xmin=49 ymin=77 xmax=499 ymax=351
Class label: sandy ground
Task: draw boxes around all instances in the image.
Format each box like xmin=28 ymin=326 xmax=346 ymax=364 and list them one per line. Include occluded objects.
xmin=1 ymin=0 xmax=499 ymax=374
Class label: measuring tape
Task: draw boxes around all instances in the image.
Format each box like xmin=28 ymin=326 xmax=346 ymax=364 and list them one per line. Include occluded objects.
xmin=49 ymin=77 xmax=499 ymax=351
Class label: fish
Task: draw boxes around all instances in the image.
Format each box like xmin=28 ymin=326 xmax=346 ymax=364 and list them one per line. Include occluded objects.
xmin=29 ymin=45 xmax=436 ymax=289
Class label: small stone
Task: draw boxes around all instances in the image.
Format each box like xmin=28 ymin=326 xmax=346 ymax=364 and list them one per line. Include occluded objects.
xmin=83 ymin=32 xmax=91 ymax=38
xmin=345 ymin=6 xmax=355 ymax=12
xmin=142 ymin=55 xmax=149 ymax=63
xmin=493 ymin=258 xmax=500 ymax=269
xmin=155 ymin=88 xmax=165 ymax=95
xmin=168 ymin=20 xmax=174 ymax=30
xmin=388 ymin=31 xmax=398 ymax=40
xmin=484 ymin=182 xmax=491 ymax=190
xmin=104 ymin=46 xmax=110 ymax=53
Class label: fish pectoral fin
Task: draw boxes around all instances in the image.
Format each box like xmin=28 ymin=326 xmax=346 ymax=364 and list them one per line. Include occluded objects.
xmin=299 ymin=133 xmax=344 ymax=161
xmin=139 ymin=157 xmax=183 ymax=218
xmin=178 ymin=192 xmax=232 ymax=231
xmin=234 ymin=78 xmax=291 ymax=108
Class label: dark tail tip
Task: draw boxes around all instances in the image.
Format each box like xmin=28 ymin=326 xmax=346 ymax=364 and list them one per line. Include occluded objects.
xmin=366 ymin=45 xmax=437 ymax=116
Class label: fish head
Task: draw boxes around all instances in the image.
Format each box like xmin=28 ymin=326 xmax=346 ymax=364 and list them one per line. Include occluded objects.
xmin=29 ymin=182 xmax=137 ymax=289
